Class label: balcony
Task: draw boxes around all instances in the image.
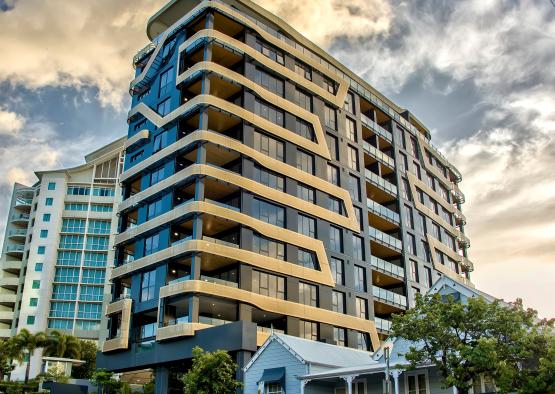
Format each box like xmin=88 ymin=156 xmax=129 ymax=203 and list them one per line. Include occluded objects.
xmin=365 ymin=169 xmax=397 ymax=197
xmin=363 ymin=141 xmax=394 ymax=168
xmin=0 ymin=277 xmax=19 ymax=290
xmin=15 ymin=198 xmax=32 ymax=209
xmin=367 ymin=199 xmax=399 ymax=225
xmin=198 ymin=316 xmax=233 ymax=326
xmin=360 ymin=113 xmax=393 ymax=143
xmin=2 ymin=261 xmax=22 ymax=274
xmin=370 ymin=256 xmax=404 ymax=279
xmin=199 ymin=275 xmax=238 ymax=288
xmin=0 ymin=328 xmax=12 ymax=337
xmin=368 ymin=227 xmax=402 ymax=252
xmin=7 ymin=229 xmax=27 ymax=239
xmin=451 ymin=184 xmax=465 ymax=204
xmin=5 ymin=244 xmax=24 ymax=256
xmin=0 ymin=294 xmax=17 ymax=306
xmin=10 ymin=213 xmax=29 ymax=224
xmin=372 ymin=286 xmax=407 ymax=310
xmin=374 ymin=317 xmax=392 ymax=333
xmin=0 ymin=310 xmax=14 ymax=323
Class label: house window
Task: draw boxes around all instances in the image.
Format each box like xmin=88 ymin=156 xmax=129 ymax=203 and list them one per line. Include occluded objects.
xmin=406 ymin=372 xmax=429 ymax=394
xmin=37 ymin=246 xmax=46 ymax=255
xmin=472 ymin=374 xmax=496 ymax=394
xmin=333 ymin=327 xmax=346 ymax=347
xmin=349 ymin=175 xmax=361 ymax=202
xmin=254 ymin=130 xmax=284 ymax=161
xmin=299 ymin=282 xmax=318 ymax=307
xmin=267 ymin=383 xmax=283 ymax=394
xmin=355 ymin=297 xmax=368 ymax=319
xmin=328 ymin=196 xmax=343 ymax=215
xmin=332 ymin=291 xmax=345 ymax=313
xmin=152 ymin=130 xmax=168 ymax=153
xmin=140 ymin=270 xmax=156 ymax=301
xmin=45 ymin=197 xmax=53 ymax=206
xmin=352 ymin=235 xmax=365 ymax=261
xmin=297 ymin=249 xmax=317 ymax=269
xmin=252 ymin=198 xmax=285 ymax=227
xmin=29 ymin=298 xmax=38 ymax=307
xmin=40 ymin=230 xmax=48 ymax=238
xmin=299 ymin=320 xmax=318 ymax=340
xmin=35 ymin=263 xmax=43 ymax=272
xmin=298 ymin=214 xmax=316 ymax=238
xmin=356 ymin=332 xmax=369 ymax=350
xmin=27 ymin=316 xmax=35 ymax=325
xmin=43 ymin=213 xmax=51 ymax=222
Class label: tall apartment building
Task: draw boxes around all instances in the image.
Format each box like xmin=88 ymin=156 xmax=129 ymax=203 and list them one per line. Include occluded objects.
xmin=0 ymin=138 xmax=125 ymax=380
xmin=98 ymin=0 xmax=473 ymax=391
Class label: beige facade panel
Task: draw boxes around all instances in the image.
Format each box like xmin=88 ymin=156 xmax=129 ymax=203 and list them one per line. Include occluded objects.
xmin=155 ymin=322 xmax=211 ymax=341
xmin=426 ymin=234 xmax=473 ymax=286
xmin=103 ymin=298 xmax=132 ymax=352
xmin=160 ymin=279 xmax=380 ymax=350
xmin=112 ymin=200 xmax=335 ymax=286
xmin=125 ymin=129 xmax=150 ymax=150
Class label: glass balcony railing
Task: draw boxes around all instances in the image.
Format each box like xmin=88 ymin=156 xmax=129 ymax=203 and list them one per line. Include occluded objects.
xmin=10 ymin=213 xmax=30 ymax=221
xmin=366 ymin=199 xmax=399 ymax=224
xmin=162 ymin=316 xmax=190 ymax=327
xmin=370 ymin=256 xmax=405 ymax=278
xmin=171 ymin=236 xmax=193 ymax=247
xmin=200 ymin=275 xmax=238 ymax=288
xmin=168 ymin=275 xmax=191 ymax=285
xmin=257 ymin=326 xmax=285 ymax=334
xmin=372 ymin=286 xmax=407 ymax=308
xmin=360 ymin=113 xmax=393 ymax=142
xmin=368 ymin=227 xmax=402 ymax=251
xmin=365 ymin=169 xmax=398 ymax=196
xmin=199 ymin=316 xmax=232 ymax=326
xmin=6 ymin=245 xmax=24 ymax=252
xmin=205 ymin=198 xmax=240 ymax=212
xmin=15 ymin=198 xmax=32 ymax=207
xmin=8 ymin=229 xmax=27 ymax=237
xmin=374 ymin=317 xmax=392 ymax=332
xmin=202 ymin=235 xmax=239 ymax=249
xmin=363 ymin=142 xmax=395 ymax=168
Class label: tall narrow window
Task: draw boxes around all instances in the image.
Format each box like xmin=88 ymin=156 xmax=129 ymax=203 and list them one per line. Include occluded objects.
xmin=252 ymin=198 xmax=285 ymax=227
xmin=332 ymin=291 xmax=345 ymax=313
xmin=140 ymin=270 xmax=156 ymax=301
xmin=346 ymin=118 xmax=357 ymax=142
xmin=157 ymin=98 xmax=171 ymax=116
xmin=330 ymin=257 xmax=344 ymax=285
xmin=352 ymin=235 xmax=365 ymax=261
xmin=347 ymin=146 xmax=359 ymax=171
xmin=355 ymin=297 xmax=368 ymax=319
xmin=159 ymin=67 xmax=174 ymax=97
xmin=295 ymin=88 xmax=312 ymax=112
xmin=296 ymin=150 xmax=314 ymax=175
xmin=254 ymin=98 xmax=284 ymax=126
xmin=329 ymin=226 xmax=343 ymax=252
xmin=325 ymin=133 xmax=338 ymax=160
xmin=299 ymin=282 xmax=318 ymax=307
xmin=253 ymin=130 xmax=284 ymax=161
xmin=298 ymin=214 xmax=316 ymax=238
xmin=297 ymin=183 xmax=315 ymax=204
xmin=354 ymin=265 xmax=366 ymax=292
xmin=327 ymin=164 xmax=339 ymax=185
xmin=324 ymin=105 xmax=337 ymax=130
xmin=410 ymin=259 xmax=419 ymax=283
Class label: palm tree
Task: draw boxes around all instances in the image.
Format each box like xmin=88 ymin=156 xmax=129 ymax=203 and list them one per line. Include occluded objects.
xmin=44 ymin=330 xmax=81 ymax=360
xmin=13 ymin=329 xmax=47 ymax=383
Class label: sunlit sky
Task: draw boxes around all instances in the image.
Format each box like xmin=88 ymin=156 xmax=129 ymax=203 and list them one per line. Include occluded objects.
xmin=0 ymin=0 xmax=553 ymax=317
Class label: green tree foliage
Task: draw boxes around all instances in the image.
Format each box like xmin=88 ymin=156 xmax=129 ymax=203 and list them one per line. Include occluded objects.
xmin=181 ymin=347 xmax=242 ymax=394
xmin=72 ymin=340 xmax=98 ymax=379
xmin=91 ymin=369 xmax=122 ymax=394
xmin=12 ymin=329 xmax=47 ymax=383
xmin=44 ymin=330 xmax=81 ymax=359
xmin=391 ymin=294 xmax=555 ymax=394
xmin=0 ymin=338 xmax=18 ymax=380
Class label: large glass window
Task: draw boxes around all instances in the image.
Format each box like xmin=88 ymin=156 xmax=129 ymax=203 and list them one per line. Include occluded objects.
xmin=356 ymin=297 xmax=368 ymax=319
xmin=252 ymin=198 xmax=285 ymax=227
xmin=295 ymin=118 xmax=314 ymax=141
xmin=253 ymin=165 xmax=284 ymax=191
xmin=330 ymin=257 xmax=344 ymax=285
xmin=150 ymin=166 xmax=166 ymax=185
xmin=81 ymin=269 xmax=105 ymax=284
xmin=254 ymin=98 xmax=284 ymax=126
xmin=343 ymin=92 xmax=355 ymax=113
xmin=57 ymin=251 xmax=82 ymax=266
xmin=295 ymin=88 xmax=312 ymax=112
xmin=296 ymin=150 xmax=314 ymax=174
xmin=298 ymin=214 xmax=316 ymax=238
xmin=324 ymin=105 xmax=337 ymax=130
xmin=349 ymin=175 xmax=361 ymax=202
xmin=299 ymin=282 xmax=318 ymax=307
xmin=59 ymin=235 xmax=84 ymax=250
xmin=87 ymin=220 xmax=111 ymax=235
xmin=252 ymin=234 xmax=285 ymax=260
xmin=347 ymin=145 xmax=359 ymax=171
xmin=141 ymin=270 xmax=156 ymax=301
xmin=252 ymin=270 xmax=285 ymax=299
xmin=86 ymin=236 xmax=109 ymax=251
xmin=157 ymin=98 xmax=171 ymax=116
xmin=327 ymin=164 xmax=339 ymax=185
xmin=297 ymin=249 xmax=317 ymax=269
xmin=253 ymin=130 xmax=284 ymax=161
xmin=52 ymin=284 xmax=77 ymax=300
xmin=333 ymin=327 xmax=346 ymax=347
xmin=255 ymin=39 xmax=284 ymax=65
xmin=152 ymin=130 xmax=169 ymax=153
xmin=254 ymin=67 xmax=284 ymax=96
xmin=79 ymin=285 xmax=103 ymax=301
xmin=159 ymin=67 xmax=174 ymax=97
xmin=77 ymin=303 xmax=102 ymax=319
xmin=300 ymin=320 xmax=318 ymax=341
xmin=297 ymin=184 xmax=315 ymax=204
xmin=329 ymin=226 xmax=343 ymax=253
xmin=332 ymin=290 xmax=345 ymax=313
xmin=147 ymin=198 xmax=164 ymax=220
xmin=352 ymin=235 xmax=365 ymax=261
xmin=294 ymin=61 xmax=311 ymax=80
xmin=356 ymin=332 xmax=369 ymax=350
xmin=61 ymin=219 xmax=86 ymax=233
xmin=407 ymin=373 xmax=428 ymax=394
xmin=49 ymin=302 xmax=75 ymax=318
xmin=144 ymin=233 xmax=161 ymax=255
xmin=54 ymin=267 xmax=79 ymax=283
xmin=354 ymin=265 xmax=366 ymax=292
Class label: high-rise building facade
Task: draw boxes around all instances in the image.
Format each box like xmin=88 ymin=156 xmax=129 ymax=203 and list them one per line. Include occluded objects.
xmin=99 ymin=0 xmax=473 ymax=390
xmin=0 ymin=138 xmax=125 ymax=380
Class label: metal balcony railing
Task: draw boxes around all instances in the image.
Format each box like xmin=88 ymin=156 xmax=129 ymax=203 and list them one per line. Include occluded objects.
xmin=370 ymin=256 xmax=405 ymax=278
xmin=372 ymin=286 xmax=407 ymax=308
xmin=366 ymin=199 xmax=400 ymax=225
xmin=368 ymin=227 xmax=402 ymax=251
xmin=365 ymin=170 xmax=398 ymax=196
xmin=363 ymin=141 xmax=395 ymax=168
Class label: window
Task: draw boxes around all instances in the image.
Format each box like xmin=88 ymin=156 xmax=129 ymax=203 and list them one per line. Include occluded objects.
xmin=297 ymin=184 xmax=315 ymax=204
xmin=407 ymin=234 xmax=416 ymax=255
xmin=26 ymin=316 xmax=35 ymax=325
xmin=327 ymin=164 xmax=339 ymax=185
xmin=147 ymin=198 xmax=163 ymax=220
xmin=356 ymin=297 xmax=368 ymax=319
xmin=333 ymin=327 xmax=346 ymax=347
xmin=352 ymin=235 xmax=365 ymax=261
xmin=413 ymin=161 xmax=421 ymax=179
xmin=65 ymin=203 xmax=87 ymax=211
xmin=40 ymin=230 xmax=48 ymax=238
xmin=130 ymin=150 xmax=144 ymax=163
xmin=87 ymin=220 xmax=111 ymax=235
xmin=347 ymin=146 xmax=359 ymax=170
xmin=255 ymin=98 xmax=284 ymax=126
xmin=253 ymin=165 xmax=284 ymax=191
xmin=43 ymin=213 xmax=51 ymax=222
xmin=422 ymin=241 xmax=431 ymax=262
xmin=254 ymin=68 xmax=284 ymax=96
xmin=52 ymin=284 xmax=77 ymax=300
xmin=330 ymin=257 xmax=344 ymax=285
xmin=253 ymin=234 xmax=285 ymax=260
xmin=76 ymin=321 xmax=99 ymax=331
xmin=431 ymin=222 xmax=441 ymax=241
xmin=405 ymin=205 xmax=414 ymax=229
xmin=37 ymin=246 xmax=46 ymax=255
xmin=57 ymin=251 xmax=82 ymax=266
xmin=402 ymin=178 xmax=411 ymax=201
xmin=349 ymin=175 xmax=361 ymax=202
xmin=472 ymin=374 xmax=496 ymax=394
xmin=91 ymin=204 xmax=113 ymax=212
xmin=299 ymin=320 xmax=318 ymax=341
xmin=161 ymin=36 xmax=176 ymax=58
xmin=324 ymin=105 xmax=337 ymax=129
xmin=343 ymin=92 xmax=355 ymax=113
xmin=34 ymin=263 xmax=43 ymax=272
xmin=86 ymin=235 xmax=109 ymax=251
xmin=323 ymin=77 xmax=337 ymax=94
xmin=157 ymin=98 xmax=171 ymax=116
xmin=159 ymin=67 xmax=174 ymax=97
xmin=29 ymin=298 xmax=38 ymax=307
xmin=409 ymin=136 xmax=418 ymax=157
xmin=346 ymin=118 xmax=357 ymax=141
xmin=356 ymin=332 xmax=369 ymax=350
xmin=295 ymin=88 xmax=312 ymax=112
xmin=326 ymin=125 xmax=342 ymax=156
xmin=252 ymin=270 xmax=285 ymax=299
xmin=296 ymin=150 xmax=314 ymax=174
xmin=92 ymin=187 xmax=115 ymax=197
xmin=141 ymin=270 xmax=156 ymax=301
xmin=48 ymin=319 xmax=73 ymax=330
xmin=67 ymin=186 xmax=90 ymax=196
xmin=32 ymin=280 xmax=40 ymax=289
xmin=294 ymin=61 xmax=311 ymax=80
xmin=295 ymin=118 xmax=314 ymax=141
xmin=255 ymin=39 xmax=284 ymax=65
xmin=150 ymin=166 xmax=166 ymax=185
xmin=84 ymin=252 xmax=107 ymax=267
xmin=298 ymin=214 xmax=316 ymax=238
xmin=424 ymin=266 xmax=433 ymax=287
xmin=399 ymin=152 xmax=408 ymax=172
xmin=254 ymin=130 xmax=284 ymax=161
xmin=252 ymin=198 xmax=285 ymax=227
xmin=299 ymin=282 xmax=318 ymax=307
xmin=354 ymin=265 xmax=366 ymax=292
xmin=410 ymin=259 xmax=419 ymax=282
xmin=418 ymin=213 xmax=427 ymax=235
xmin=81 ymin=269 xmax=105 ymax=284
xmin=62 ymin=219 xmax=86 ymax=233
xmin=144 ymin=233 xmax=161 ymax=255
xmin=45 ymin=197 xmax=53 ymax=206
xmin=354 ymin=206 xmax=363 ymax=231
xmin=332 ymin=291 xmax=345 ymax=313
xmin=267 ymin=383 xmax=284 ymax=394
xmin=407 ymin=372 xmax=428 ymax=394
xmin=152 ymin=130 xmax=169 ymax=153
xmin=297 ymin=248 xmax=317 ymax=269
xmin=80 ymin=285 xmax=103 ymax=301
xmin=328 ymin=196 xmax=343 ymax=215
xmin=77 ymin=303 xmax=102 ymax=319
xmin=48 ymin=182 xmax=56 ymax=190
xmin=49 ymin=302 xmax=75 ymax=318
xmin=329 ymin=226 xmax=343 ymax=252
xmin=54 ymin=267 xmax=79 ymax=283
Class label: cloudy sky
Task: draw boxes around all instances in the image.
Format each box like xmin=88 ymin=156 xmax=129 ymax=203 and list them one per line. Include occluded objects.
xmin=0 ymin=0 xmax=553 ymax=317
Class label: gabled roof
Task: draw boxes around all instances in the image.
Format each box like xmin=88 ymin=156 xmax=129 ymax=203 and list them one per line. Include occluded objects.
xmin=244 ymin=333 xmax=376 ymax=372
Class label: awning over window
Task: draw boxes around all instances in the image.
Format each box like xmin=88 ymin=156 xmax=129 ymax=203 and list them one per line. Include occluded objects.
xmin=258 ymin=367 xmax=286 ymax=386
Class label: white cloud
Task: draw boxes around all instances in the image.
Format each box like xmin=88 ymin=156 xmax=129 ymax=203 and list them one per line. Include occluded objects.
xmin=0 ymin=0 xmax=166 ymax=109
xmin=0 ymin=107 xmax=25 ymax=135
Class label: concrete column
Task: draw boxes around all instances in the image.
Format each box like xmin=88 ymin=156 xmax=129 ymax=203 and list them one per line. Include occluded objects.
xmin=154 ymin=366 xmax=169 ymax=394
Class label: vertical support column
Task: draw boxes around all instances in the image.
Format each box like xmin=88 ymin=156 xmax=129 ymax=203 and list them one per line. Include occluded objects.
xmin=391 ymin=370 xmax=401 ymax=394
xmin=300 ymin=379 xmax=310 ymax=394
xmin=342 ymin=375 xmax=356 ymax=394
xmin=154 ymin=366 xmax=169 ymax=394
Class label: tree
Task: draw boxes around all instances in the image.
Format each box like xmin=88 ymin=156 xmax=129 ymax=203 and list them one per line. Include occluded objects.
xmin=91 ymin=369 xmax=122 ymax=394
xmin=44 ymin=331 xmax=81 ymax=360
xmin=391 ymin=294 xmax=554 ymax=394
xmin=12 ymin=329 xmax=47 ymax=383
xmin=0 ymin=338 xmax=17 ymax=380
xmin=72 ymin=340 xmax=97 ymax=379
xmin=181 ymin=347 xmax=242 ymax=393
